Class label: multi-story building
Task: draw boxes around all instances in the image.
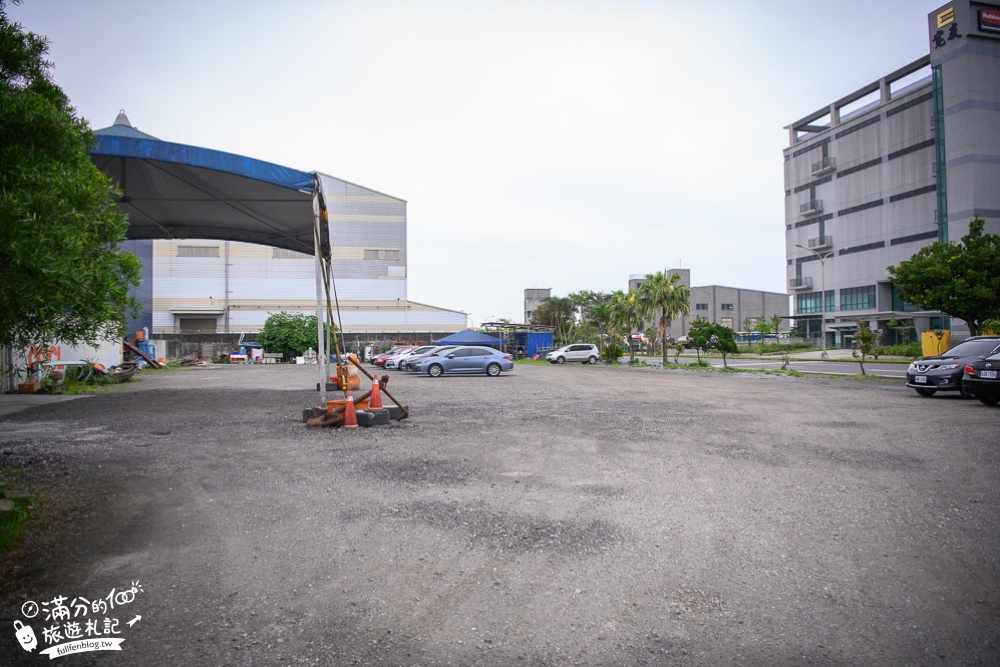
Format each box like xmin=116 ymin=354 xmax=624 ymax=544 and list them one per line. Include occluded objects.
xmin=523 ymin=288 xmax=552 ymax=324
xmin=784 ymin=0 xmax=1000 ymax=348
xmin=628 ymin=271 xmax=789 ymax=341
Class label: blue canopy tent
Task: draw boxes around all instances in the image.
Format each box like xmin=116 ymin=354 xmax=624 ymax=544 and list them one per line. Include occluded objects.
xmin=431 ymin=330 xmax=503 ymax=346
xmin=88 ymin=111 xmax=337 ymax=401
xmin=90 ymin=112 xmax=317 ymax=254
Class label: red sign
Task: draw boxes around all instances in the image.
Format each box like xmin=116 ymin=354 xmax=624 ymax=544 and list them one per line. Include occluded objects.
xmin=981 ymin=9 xmax=1000 ymax=33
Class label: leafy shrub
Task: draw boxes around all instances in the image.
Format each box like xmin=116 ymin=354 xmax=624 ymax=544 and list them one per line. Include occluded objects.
xmin=878 ymin=343 xmax=922 ymax=357
xmin=601 ymin=343 xmax=623 ymax=362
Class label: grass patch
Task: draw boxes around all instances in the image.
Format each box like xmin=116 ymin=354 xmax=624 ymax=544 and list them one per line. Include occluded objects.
xmin=718 ymin=366 xmax=806 ymax=378
xmin=0 ymin=469 xmax=33 ymax=551
xmin=0 ymin=499 xmax=31 ymax=551
xmin=514 ymin=357 xmax=551 ymax=365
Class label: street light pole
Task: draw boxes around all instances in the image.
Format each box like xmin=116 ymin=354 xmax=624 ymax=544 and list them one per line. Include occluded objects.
xmin=795 ymin=244 xmax=834 ymax=360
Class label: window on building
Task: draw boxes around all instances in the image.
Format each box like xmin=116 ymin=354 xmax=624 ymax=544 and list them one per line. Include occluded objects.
xmin=721 ymin=317 xmax=734 ymax=328
xmin=721 ymin=303 xmax=734 ymax=311
xmin=363 ymin=249 xmax=401 ymax=261
xmin=840 ymin=285 xmax=877 ymax=311
xmin=177 ymin=245 xmax=220 ymax=258
xmin=796 ymin=291 xmax=835 ymax=314
xmin=695 ymin=303 xmax=708 ymax=311
xmin=272 ymin=248 xmax=308 ymax=259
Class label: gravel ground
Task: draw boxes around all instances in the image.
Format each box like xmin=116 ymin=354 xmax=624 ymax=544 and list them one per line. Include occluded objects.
xmin=0 ymin=362 xmax=998 ymax=666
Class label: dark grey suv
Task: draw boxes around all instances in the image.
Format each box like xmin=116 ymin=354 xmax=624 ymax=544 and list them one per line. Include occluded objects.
xmin=906 ymin=336 xmax=1000 ymax=398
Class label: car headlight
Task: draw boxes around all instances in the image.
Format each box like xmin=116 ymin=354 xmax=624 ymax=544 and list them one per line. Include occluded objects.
xmin=937 ymin=364 xmax=961 ymax=370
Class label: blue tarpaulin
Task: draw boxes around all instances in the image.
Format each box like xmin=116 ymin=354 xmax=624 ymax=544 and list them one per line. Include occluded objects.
xmin=89 ymin=111 xmax=317 ymax=255
xmin=431 ymin=330 xmax=503 ymax=346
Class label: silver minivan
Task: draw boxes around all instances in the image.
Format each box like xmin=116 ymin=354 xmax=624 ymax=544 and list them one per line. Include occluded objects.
xmin=546 ymin=344 xmax=599 ymax=364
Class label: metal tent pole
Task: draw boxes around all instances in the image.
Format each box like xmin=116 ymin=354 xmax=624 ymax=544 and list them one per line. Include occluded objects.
xmin=314 ymin=192 xmax=327 ymax=406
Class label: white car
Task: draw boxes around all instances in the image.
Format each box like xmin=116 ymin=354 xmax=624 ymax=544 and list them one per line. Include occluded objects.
xmin=384 ymin=345 xmax=438 ymax=370
xmin=546 ymin=344 xmax=599 ymax=364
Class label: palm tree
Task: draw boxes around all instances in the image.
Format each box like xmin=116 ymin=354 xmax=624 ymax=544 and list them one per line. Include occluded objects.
xmin=608 ymin=290 xmax=645 ymax=364
xmin=531 ymin=296 xmax=575 ymax=342
xmin=588 ymin=301 xmax=613 ymax=352
xmin=638 ymin=271 xmax=692 ymax=365
xmin=572 ymin=291 xmax=613 ymax=350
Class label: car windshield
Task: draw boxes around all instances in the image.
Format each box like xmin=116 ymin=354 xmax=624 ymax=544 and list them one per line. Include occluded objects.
xmin=941 ymin=339 xmax=1000 ymax=358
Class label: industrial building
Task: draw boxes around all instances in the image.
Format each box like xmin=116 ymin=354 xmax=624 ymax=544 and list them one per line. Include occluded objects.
xmin=95 ymin=113 xmax=466 ymax=355
xmin=784 ymin=0 xmax=1000 ymax=348
xmin=628 ymin=271 xmax=789 ymax=342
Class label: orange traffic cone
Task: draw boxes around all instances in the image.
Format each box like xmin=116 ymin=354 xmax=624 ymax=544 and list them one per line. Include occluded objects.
xmin=369 ymin=375 xmax=383 ymax=409
xmin=343 ymin=391 xmax=358 ymax=429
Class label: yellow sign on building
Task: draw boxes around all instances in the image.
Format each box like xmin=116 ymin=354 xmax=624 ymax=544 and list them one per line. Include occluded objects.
xmin=937 ymin=7 xmax=955 ymax=28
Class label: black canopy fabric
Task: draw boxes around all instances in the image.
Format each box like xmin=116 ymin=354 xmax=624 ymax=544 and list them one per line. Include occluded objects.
xmin=431 ymin=330 xmax=503 ymax=346
xmin=89 ymin=112 xmax=317 ymax=254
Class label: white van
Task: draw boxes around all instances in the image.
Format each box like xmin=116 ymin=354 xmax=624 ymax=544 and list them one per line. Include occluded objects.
xmin=545 ymin=344 xmax=599 ymax=364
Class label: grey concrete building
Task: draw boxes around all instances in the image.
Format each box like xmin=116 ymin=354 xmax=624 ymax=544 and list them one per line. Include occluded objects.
xmin=784 ymin=0 xmax=1000 ymax=348
xmin=524 ymin=288 xmax=551 ymax=324
xmin=629 ymin=271 xmax=789 ymax=342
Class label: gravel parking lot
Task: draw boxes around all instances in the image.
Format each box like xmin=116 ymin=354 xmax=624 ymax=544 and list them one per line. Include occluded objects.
xmin=1 ymin=363 xmax=998 ymax=666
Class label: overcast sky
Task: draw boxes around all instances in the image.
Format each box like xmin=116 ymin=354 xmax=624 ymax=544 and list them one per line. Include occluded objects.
xmin=10 ymin=0 xmax=943 ymax=325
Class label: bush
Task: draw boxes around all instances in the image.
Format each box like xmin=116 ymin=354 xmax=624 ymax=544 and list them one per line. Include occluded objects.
xmin=601 ymin=343 xmax=624 ymax=362
xmin=758 ymin=342 xmax=815 ymax=353
xmin=878 ymin=343 xmax=922 ymax=357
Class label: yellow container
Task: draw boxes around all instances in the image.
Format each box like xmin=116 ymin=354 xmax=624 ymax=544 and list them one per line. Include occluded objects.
xmin=329 ymin=375 xmax=361 ymax=391
xmin=921 ymin=330 xmax=950 ymax=357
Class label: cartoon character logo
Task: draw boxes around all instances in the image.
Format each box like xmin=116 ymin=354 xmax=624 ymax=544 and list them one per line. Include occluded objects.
xmin=14 ymin=620 xmax=37 ymax=652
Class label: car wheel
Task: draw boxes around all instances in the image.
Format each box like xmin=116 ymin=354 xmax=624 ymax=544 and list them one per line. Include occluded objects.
xmin=428 ymin=364 xmax=443 ymax=378
xmin=556 ymin=356 xmax=565 ymax=364
xmin=979 ymin=396 xmax=1000 ymax=406
xmin=587 ymin=356 xmax=597 ymax=364
xmin=915 ymin=388 xmax=937 ymax=397
xmin=486 ymin=362 xmax=501 ymax=377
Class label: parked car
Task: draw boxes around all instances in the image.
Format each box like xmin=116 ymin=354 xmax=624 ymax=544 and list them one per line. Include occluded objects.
xmin=399 ymin=345 xmax=457 ymax=372
xmin=415 ymin=346 xmax=514 ymax=377
xmin=384 ymin=345 xmax=438 ymax=370
xmin=546 ymin=344 xmax=599 ymax=364
xmin=962 ymin=353 xmax=1000 ymax=406
xmin=371 ymin=346 xmax=413 ymax=368
xmin=906 ymin=335 xmax=1000 ymax=398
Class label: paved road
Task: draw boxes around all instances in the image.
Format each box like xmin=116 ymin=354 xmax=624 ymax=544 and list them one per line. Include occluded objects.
xmin=0 ymin=363 xmax=996 ymax=666
xmin=630 ymin=352 xmax=911 ymax=379
xmin=709 ymin=358 xmax=909 ymax=379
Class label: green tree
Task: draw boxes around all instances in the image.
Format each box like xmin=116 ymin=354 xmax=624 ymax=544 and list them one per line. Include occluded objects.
xmin=644 ymin=326 xmax=658 ymax=356
xmin=753 ymin=320 xmax=773 ymax=353
xmin=887 ymin=215 xmax=1000 ymax=336
xmin=851 ymin=322 xmax=879 ymax=375
xmin=531 ymin=295 xmax=576 ymax=342
xmin=1 ymin=4 xmax=141 ymax=378
xmin=608 ymin=290 xmax=645 ymax=364
xmin=257 ymin=312 xmax=319 ymax=359
xmin=688 ymin=316 xmax=712 ymax=363
xmin=769 ymin=314 xmax=783 ymax=337
xmin=638 ymin=271 xmax=691 ymax=365
xmin=706 ymin=322 xmax=738 ymax=368
xmin=588 ymin=301 xmax=613 ymax=352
